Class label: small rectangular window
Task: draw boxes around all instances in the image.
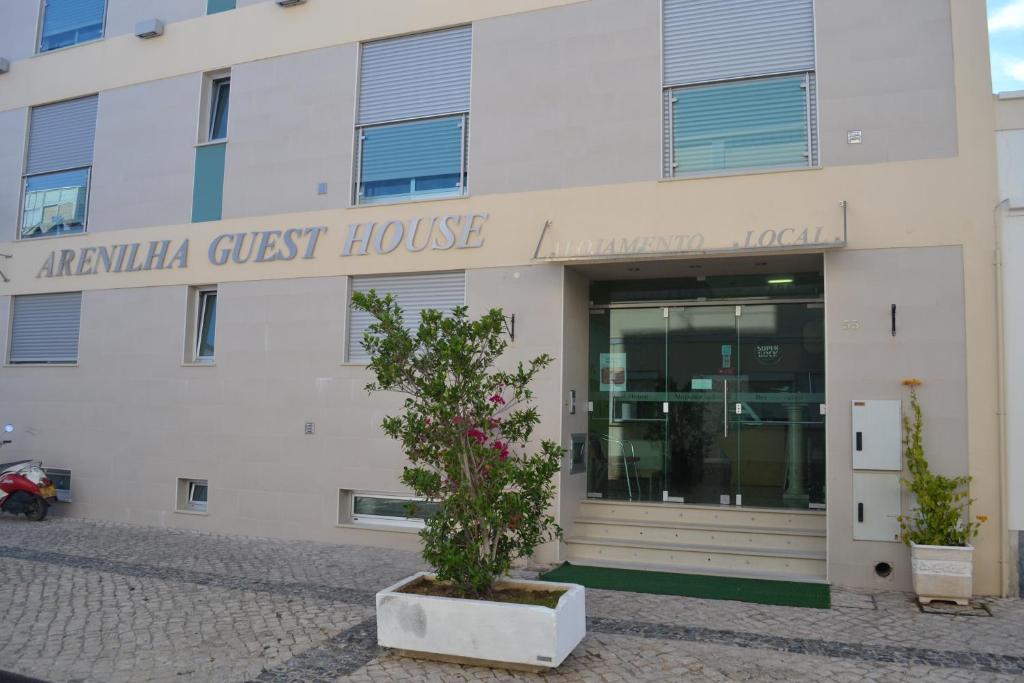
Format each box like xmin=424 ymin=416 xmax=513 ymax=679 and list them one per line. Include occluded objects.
xmin=39 ymin=0 xmax=106 ymax=53
xmin=177 ymin=478 xmax=209 ymax=513
xmin=208 ymin=78 xmax=231 ymax=141
xmin=188 ymin=481 xmax=208 ymax=511
xmin=343 ymin=491 xmax=439 ymax=528
xmin=9 ymin=292 xmax=82 ymax=364
xmin=191 ymin=287 xmax=217 ymax=362
xmin=44 ymin=468 xmax=72 ymax=502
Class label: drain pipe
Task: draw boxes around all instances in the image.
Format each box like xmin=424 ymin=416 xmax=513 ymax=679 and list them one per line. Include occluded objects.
xmin=994 ymin=200 xmax=1011 ymax=598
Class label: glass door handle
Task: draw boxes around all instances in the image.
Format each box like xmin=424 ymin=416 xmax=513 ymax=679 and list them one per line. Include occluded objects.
xmin=723 ymin=380 xmax=728 ymax=437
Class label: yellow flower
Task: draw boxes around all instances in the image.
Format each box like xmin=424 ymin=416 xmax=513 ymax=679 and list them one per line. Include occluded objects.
xmin=902 ymin=378 xmax=923 ymax=387
xmin=977 ymin=515 xmax=989 ymax=524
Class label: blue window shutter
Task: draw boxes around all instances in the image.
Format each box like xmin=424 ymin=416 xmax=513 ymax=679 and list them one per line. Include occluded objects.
xmin=663 ymin=0 xmax=815 ymax=86
xmin=348 ymin=272 xmax=466 ymax=363
xmin=192 ymin=142 xmax=227 ymax=222
xmin=26 ymin=95 xmax=99 ymax=175
xmin=672 ymin=75 xmax=810 ymax=174
xmin=358 ymin=26 xmax=472 ymax=125
xmin=207 ymin=0 xmax=237 ymax=14
xmin=359 ymin=116 xmax=464 ymax=202
xmin=9 ymin=292 xmax=82 ymax=364
xmin=39 ymin=0 xmax=106 ymax=52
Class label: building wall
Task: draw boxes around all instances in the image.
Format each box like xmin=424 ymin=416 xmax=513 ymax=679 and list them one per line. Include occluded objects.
xmin=0 ymin=0 xmax=1006 ymax=594
xmin=0 ymin=108 xmax=27 ymax=237
xmin=104 ymin=0 xmax=208 ymax=41
xmin=824 ymin=246 xmax=968 ymax=590
xmin=222 ymin=44 xmax=358 ymax=218
xmin=815 ymin=0 xmax=958 ymax=166
xmin=469 ymin=0 xmax=662 ymax=195
xmin=89 ymin=74 xmax=201 ymax=232
xmin=997 ymin=92 xmax=1024 ymax=596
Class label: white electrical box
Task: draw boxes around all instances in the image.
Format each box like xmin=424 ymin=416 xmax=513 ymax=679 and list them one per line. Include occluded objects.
xmin=852 ymin=472 xmax=901 ymax=542
xmin=851 ymin=400 xmax=902 ymax=471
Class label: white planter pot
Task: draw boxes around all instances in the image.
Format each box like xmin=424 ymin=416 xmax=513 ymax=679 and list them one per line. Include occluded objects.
xmin=910 ymin=542 xmax=974 ymax=605
xmin=376 ymin=572 xmax=586 ymax=671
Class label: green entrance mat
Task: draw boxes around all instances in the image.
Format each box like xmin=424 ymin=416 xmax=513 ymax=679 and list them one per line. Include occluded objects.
xmin=538 ymin=563 xmax=831 ymax=609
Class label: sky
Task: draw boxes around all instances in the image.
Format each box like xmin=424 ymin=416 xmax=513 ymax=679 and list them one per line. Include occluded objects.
xmin=990 ymin=0 xmax=1024 ymax=92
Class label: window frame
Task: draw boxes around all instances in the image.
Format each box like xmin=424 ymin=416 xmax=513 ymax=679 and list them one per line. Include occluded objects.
xmin=185 ymin=479 xmax=208 ymax=513
xmin=353 ymin=112 xmax=468 ymax=206
xmin=36 ymin=0 xmax=109 ymax=55
xmin=208 ymin=77 xmax=231 ymax=142
xmin=345 ymin=491 xmax=438 ymax=529
xmin=7 ymin=291 xmax=83 ymax=366
xmin=18 ymin=165 xmax=92 ymax=241
xmin=192 ymin=287 xmax=218 ymax=363
xmin=664 ymin=71 xmax=816 ymax=179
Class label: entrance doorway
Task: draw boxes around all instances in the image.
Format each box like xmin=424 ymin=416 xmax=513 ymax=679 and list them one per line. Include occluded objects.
xmin=587 ymin=276 xmax=825 ymax=509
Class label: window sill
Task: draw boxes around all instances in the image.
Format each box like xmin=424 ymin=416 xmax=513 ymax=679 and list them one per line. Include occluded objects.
xmin=3 ymin=363 xmax=79 ymax=368
xmin=339 ymin=362 xmax=370 ymax=368
xmin=174 ymin=509 xmax=209 ymax=516
xmin=33 ymin=37 xmax=105 ymax=58
xmin=182 ymin=361 xmax=216 ymax=367
xmin=196 ymin=139 xmax=228 ymax=148
xmin=351 ymin=192 xmax=469 ymax=210
xmin=336 ymin=522 xmax=421 ymax=535
xmin=660 ymin=164 xmax=821 ymax=183
xmin=16 ymin=229 xmax=88 ymax=243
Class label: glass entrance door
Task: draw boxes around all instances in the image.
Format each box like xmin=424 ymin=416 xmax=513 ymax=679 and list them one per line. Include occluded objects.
xmin=665 ymin=306 xmax=740 ymax=504
xmin=588 ymin=301 xmax=825 ymax=508
xmin=587 ymin=307 xmax=666 ymax=501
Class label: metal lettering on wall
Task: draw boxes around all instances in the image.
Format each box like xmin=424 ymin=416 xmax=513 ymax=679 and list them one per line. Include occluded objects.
xmin=537 ymin=225 xmax=834 ymax=260
xmin=32 ymin=212 xmax=490 ymax=279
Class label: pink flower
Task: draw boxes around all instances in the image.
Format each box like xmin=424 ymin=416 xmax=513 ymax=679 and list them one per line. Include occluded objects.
xmin=489 ymin=417 xmax=502 ymax=430
xmin=491 ymin=440 xmax=510 ymax=460
xmin=488 ymin=393 xmax=506 ymax=406
xmin=467 ymin=427 xmax=487 ymax=444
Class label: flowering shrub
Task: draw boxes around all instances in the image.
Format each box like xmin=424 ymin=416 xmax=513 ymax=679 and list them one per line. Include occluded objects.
xmin=352 ymin=290 xmax=564 ymax=598
xmin=898 ymin=379 xmax=984 ymax=547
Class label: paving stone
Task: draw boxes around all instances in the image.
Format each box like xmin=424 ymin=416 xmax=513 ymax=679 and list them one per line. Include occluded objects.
xmin=0 ymin=517 xmax=1022 ymax=682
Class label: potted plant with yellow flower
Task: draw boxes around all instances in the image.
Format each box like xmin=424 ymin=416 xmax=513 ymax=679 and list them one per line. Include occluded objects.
xmin=899 ymin=378 xmax=986 ymax=605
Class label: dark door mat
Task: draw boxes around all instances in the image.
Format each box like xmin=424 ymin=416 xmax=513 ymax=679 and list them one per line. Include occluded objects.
xmin=538 ymin=562 xmax=831 ymax=609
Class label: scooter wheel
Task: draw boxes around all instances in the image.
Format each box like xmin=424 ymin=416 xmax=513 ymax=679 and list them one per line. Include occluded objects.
xmin=24 ymin=497 xmax=48 ymax=522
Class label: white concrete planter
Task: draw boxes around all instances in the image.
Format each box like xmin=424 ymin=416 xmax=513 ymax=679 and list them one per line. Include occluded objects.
xmin=910 ymin=542 xmax=974 ymax=605
xmin=376 ymin=572 xmax=586 ymax=671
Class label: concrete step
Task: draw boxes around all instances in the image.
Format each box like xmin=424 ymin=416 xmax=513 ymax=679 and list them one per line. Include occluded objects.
xmin=573 ymin=516 xmax=826 ymax=553
xmin=577 ymin=499 xmax=826 ymax=531
xmin=565 ymin=535 xmax=827 ymax=578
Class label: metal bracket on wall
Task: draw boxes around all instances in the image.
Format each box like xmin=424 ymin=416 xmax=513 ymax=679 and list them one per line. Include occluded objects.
xmin=891 ymin=304 xmax=897 ymax=337
xmin=0 ymin=253 xmax=10 ymax=283
xmin=503 ymin=314 xmax=515 ymax=342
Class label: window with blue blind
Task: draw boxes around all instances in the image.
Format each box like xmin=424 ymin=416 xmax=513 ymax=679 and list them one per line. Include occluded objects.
xmin=355 ymin=26 xmax=472 ymax=205
xmin=672 ymin=75 xmax=810 ymax=174
xmin=359 ymin=116 xmax=466 ymax=204
xmin=21 ymin=95 xmax=98 ymax=239
xmin=663 ymin=0 xmax=817 ymax=177
xmin=39 ymin=0 xmax=107 ymax=53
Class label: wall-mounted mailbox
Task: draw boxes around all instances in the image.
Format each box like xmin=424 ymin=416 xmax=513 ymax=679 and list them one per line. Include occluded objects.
xmin=851 ymin=400 xmax=902 ymax=471
xmin=853 ymin=472 xmax=901 ymax=542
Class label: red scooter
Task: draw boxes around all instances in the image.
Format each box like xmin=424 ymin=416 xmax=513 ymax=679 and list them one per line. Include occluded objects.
xmin=0 ymin=425 xmax=56 ymax=522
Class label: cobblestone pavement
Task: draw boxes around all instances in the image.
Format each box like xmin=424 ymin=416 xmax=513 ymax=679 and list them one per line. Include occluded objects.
xmin=0 ymin=517 xmax=1022 ymax=683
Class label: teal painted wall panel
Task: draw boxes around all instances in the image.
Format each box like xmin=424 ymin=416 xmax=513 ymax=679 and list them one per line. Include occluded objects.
xmin=192 ymin=143 xmax=226 ymax=223
xmin=207 ymin=0 xmax=236 ymax=15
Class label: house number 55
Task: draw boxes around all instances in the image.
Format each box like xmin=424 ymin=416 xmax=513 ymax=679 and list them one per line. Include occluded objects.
xmin=841 ymin=320 xmax=861 ymax=330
